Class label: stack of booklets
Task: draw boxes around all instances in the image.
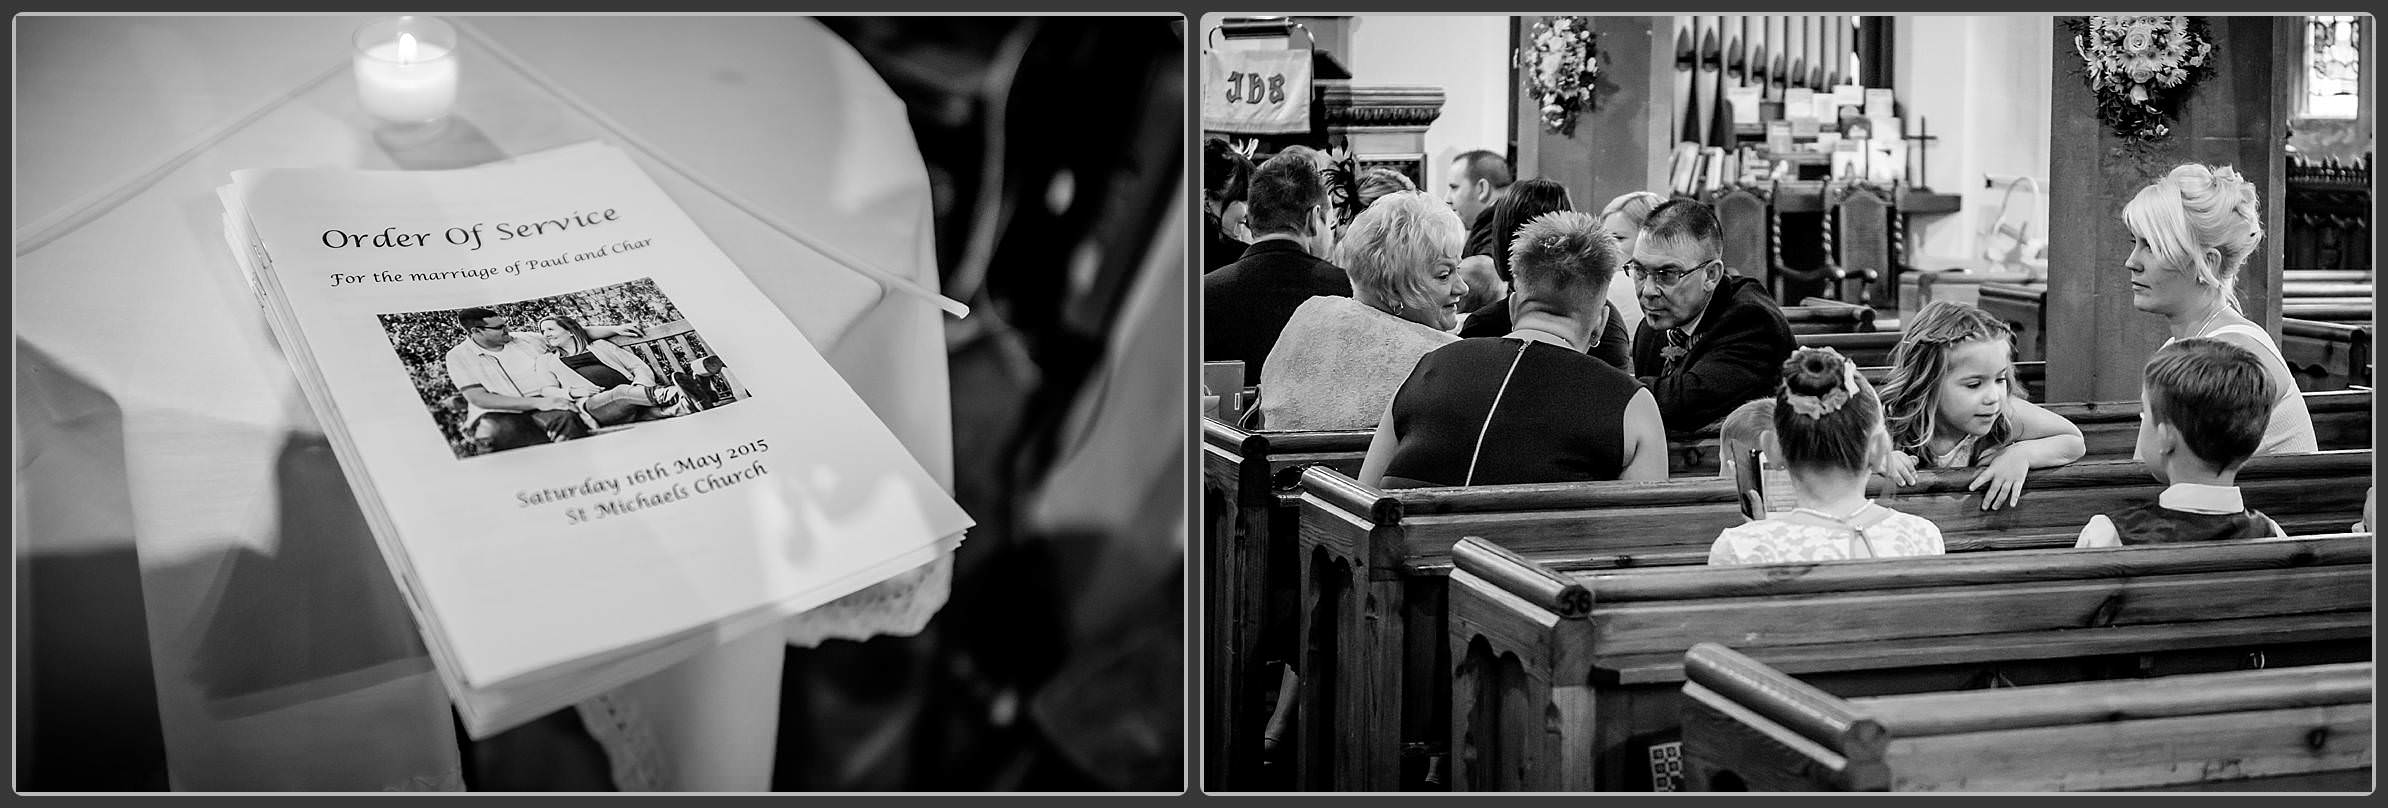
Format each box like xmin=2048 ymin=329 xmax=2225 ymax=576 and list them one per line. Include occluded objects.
xmin=216 ymin=142 xmax=973 ymax=737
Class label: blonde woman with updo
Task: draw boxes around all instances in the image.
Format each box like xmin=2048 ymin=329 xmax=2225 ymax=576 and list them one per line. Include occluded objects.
xmin=2120 ymin=163 xmax=2317 ymax=455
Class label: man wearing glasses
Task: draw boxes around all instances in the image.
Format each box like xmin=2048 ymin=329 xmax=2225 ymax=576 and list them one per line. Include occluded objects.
xmin=1625 ymin=200 xmax=1795 ymax=434
xmin=441 ymin=307 xmax=638 ymax=454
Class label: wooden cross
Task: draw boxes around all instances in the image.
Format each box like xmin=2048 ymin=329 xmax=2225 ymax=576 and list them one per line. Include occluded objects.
xmin=1901 ymin=115 xmax=1939 ymax=192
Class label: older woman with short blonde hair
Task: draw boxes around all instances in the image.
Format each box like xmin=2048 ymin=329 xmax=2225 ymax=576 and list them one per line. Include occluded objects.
xmin=1257 ymin=191 xmax=1467 ymax=430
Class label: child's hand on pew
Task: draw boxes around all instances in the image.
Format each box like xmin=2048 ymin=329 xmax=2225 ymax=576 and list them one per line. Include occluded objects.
xmin=1877 ymin=450 xmax=1920 ymax=487
xmin=1967 ymin=451 xmax=2035 ymax=510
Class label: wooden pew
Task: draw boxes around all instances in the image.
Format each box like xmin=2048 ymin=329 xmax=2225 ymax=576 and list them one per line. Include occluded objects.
xmin=1976 ymin=281 xmax=2045 ymax=362
xmin=2280 ymin=318 xmax=2372 ymax=391
xmin=1680 ymin=643 xmax=2373 ymax=791
xmin=1779 ymin=301 xmax=1878 ymax=335
xmin=1796 ymin=330 xmax=1901 ymax=366
xmin=1897 ymin=267 xmax=2038 ymax=315
xmin=2283 ymin=301 xmax=2372 ymax=323
xmin=2284 ymin=269 xmax=2371 ymax=284
xmin=2282 ymin=281 xmax=2375 ymax=299
xmin=2052 ymin=388 xmax=2370 ymax=457
xmin=1451 ymin=532 xmax=2374 ymax=791
xmin=1201 ymin=416 xmax=1367 ymax=787
xmin=1665 ymin=373 xmax=2357 ymax=477
xmin=1293 ymin=449 xmax=2372 ymax=791
xmin=1214 ymin=386 xmax=2364 ymax=784
xmin=1974 ymin=280 xmax=2371 ymax=367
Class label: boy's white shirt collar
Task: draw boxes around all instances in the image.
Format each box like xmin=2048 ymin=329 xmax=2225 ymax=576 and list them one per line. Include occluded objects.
xmin=2156 ymin=482 xmax=2246 ymax=514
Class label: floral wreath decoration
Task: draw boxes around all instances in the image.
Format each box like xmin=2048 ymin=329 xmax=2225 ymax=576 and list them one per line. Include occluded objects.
xmin=2069 ymin=15 xmax=2216 ymax=141
xmin=1518 ymin=16 xmax=1601 ymax=136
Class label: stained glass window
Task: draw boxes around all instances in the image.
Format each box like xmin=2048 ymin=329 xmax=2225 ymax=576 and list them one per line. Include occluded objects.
xmin=2306 ymin=15 xmax=2362 ymax=119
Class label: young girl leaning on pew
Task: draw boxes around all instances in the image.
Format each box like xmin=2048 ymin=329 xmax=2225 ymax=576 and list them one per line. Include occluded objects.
xmin=1878 ymin=301 xmax=2086 ymax=510
xmin=1708 ymin=347 xmax=1946 ymax=565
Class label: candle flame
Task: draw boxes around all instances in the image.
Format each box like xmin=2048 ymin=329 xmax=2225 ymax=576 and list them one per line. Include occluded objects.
xmin=398 ymin=32 xmax=418 ymax=64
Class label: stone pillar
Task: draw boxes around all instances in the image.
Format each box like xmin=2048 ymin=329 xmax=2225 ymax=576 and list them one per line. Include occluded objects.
xmin=1320 ymin=83 xmax=1446 ymax=189
xmin=2043 ymin=16 xmax=2290 ymax=404
xmin=1514 ymin=16 xmax=1672 ymax=211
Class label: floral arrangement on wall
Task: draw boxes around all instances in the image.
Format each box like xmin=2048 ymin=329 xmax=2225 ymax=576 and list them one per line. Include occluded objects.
xmin=2069 ymin=15 xmax=2217 ymax=141
xmin=1518 ymin=16 xmax=1601 ymax=136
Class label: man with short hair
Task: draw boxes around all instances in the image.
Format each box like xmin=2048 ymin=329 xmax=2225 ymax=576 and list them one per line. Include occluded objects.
xmin=1627 ymin=199 xmax=1796 ymax=433
xmin=1444 ymin=149 xmax=1513 ymax=261
xmin=1203 ymin=147 xmax=1352 ymax=386
xmin=443 ymin=307 xmax=594 ymax=452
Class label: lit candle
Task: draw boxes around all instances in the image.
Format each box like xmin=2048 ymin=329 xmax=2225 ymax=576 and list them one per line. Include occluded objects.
xmin=353 ymin=17 xmax=458 ymax=125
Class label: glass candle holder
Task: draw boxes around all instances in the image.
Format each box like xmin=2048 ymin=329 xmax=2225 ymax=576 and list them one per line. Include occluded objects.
xmin=353 ymin=16 xmax=459 ymax=127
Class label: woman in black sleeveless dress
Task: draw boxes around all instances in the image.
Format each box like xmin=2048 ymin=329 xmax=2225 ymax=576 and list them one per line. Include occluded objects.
xmin=1359 ymin=210 xmax=1668 ymax=488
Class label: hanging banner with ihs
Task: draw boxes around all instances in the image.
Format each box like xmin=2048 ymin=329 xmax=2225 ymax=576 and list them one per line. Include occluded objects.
xmin=1203 ymin=48 xmax=1312 ymax=135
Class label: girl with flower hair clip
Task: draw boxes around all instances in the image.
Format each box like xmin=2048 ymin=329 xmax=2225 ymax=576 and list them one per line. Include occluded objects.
xmin=1709 ymin=346 xmax=1945 ymax=565
xmin=1878 ymin=301 xmax=2087 ymax=510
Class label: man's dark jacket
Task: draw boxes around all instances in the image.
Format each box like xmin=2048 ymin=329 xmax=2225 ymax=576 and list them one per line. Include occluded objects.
xmin=1463 ymin=207 xmax=1501 ymax=261
xmin=1630 ymin=273 xmax=1795 ymax=433
xmin=1202 ymin=239 xmax=1353 ymax=386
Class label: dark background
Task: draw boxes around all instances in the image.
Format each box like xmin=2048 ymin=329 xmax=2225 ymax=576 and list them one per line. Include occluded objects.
xmin=770 ymin=16 xmax=1186 ymax=791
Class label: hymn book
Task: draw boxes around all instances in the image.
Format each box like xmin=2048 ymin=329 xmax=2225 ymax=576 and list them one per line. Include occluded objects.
xmin=217 ymin=142 xmax=972 ymax=737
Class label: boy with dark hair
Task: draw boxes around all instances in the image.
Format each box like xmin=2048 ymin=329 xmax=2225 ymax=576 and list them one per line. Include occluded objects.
xmin=2076 ymin=337 xmax=2286 ymax=547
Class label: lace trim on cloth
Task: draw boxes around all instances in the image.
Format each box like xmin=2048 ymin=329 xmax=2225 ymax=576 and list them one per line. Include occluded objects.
xmin=576 ymin=690 xmax=669 ymax=791
xmin=566 ymin=552 xmax=952 ymax=790
xmin=783 ymin=551 xmax=954 ymax=647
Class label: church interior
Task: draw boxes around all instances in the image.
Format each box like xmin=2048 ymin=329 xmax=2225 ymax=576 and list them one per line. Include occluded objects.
xmin=1200 ymin=14 xmax=2373 ymax=793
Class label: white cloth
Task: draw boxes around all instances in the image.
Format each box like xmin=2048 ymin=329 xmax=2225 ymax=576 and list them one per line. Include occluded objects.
xmin=2073 ymin=482 xmax=2288 ymax=549
xmin=16 ymin=16 xmax=955 ymax=792
xmin=1257 ymin=295 xmax=1458 ymax=431
xmin=1708 ymin=503 xmax=1946 ymax=565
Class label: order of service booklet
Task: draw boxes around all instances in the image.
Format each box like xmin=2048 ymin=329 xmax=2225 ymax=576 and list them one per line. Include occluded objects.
xmin=217 ymin=142 xmax=972 ymax=737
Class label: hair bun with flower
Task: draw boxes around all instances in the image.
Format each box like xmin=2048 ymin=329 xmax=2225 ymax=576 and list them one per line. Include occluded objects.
xmin=1781 ymin=346 xmax=1861 ymax=419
